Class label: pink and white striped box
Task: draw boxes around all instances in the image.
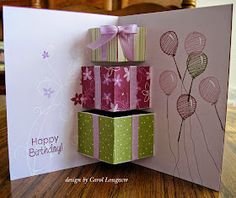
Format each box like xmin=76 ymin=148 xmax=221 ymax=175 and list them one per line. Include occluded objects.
xmin=81 ymin=66 xmax=151 ymax=112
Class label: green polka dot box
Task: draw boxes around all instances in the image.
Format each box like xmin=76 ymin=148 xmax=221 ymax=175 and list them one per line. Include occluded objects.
xmin=78 ymin=110 xmax=154 ymax=164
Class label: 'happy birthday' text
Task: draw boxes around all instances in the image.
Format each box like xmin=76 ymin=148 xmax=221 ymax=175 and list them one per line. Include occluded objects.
xmin=29 ymin=136 xmax=63 ymax=157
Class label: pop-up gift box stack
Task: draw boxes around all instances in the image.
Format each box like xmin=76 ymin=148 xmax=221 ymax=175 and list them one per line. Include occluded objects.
xmin=78 ymin=24 xmax=154 ymax=164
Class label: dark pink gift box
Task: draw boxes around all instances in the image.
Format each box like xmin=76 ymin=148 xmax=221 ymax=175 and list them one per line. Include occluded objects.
xmin=81 ymin=66 xmax=151 ymax=112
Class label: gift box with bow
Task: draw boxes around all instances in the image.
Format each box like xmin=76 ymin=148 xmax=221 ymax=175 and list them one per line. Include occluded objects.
xmin=81 ymin=65 xmax=151 ymax=112
xmin=78 ymin=110 xmax=154 ymax=164
xmin=87 ymin=24 xmax=146 ymax=63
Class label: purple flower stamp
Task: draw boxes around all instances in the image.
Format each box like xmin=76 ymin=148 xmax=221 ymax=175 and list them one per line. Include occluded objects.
xmin=42 ymin=51 xmax=49 ymax=59
xmin=43 ymin=88 xmax=54 ymax=98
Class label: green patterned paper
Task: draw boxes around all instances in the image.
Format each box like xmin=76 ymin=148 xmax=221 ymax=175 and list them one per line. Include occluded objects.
xmin=138 ymin=114 xmax=154 ymax=158
xmin=113 ymin=117 xmax=132 ymax=164
xmin=99 ymin=116 xmax=114 ymax=163
xmin=78 ymin=112 xmax=94 ymax=157
xmin=90 ymin=27 xmax=146 ymax=62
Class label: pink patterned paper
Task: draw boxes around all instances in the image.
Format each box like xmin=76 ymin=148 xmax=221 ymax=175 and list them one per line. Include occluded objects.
xmin=100 ymin=67 xmax=115 ymax=111
xmin=82 ymin=66 xmax=95 ymax=108
xmin=114 ymin=67 xmax=130 ymax=111
xmin=137 ymin=66 xmax=150 ymax=109
xmin=81 ymin=66 xmax=151 ymax=112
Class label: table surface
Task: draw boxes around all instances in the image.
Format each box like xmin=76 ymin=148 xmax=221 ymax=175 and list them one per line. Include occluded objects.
xmin=0 ymin=95 xmax=235 ymax=198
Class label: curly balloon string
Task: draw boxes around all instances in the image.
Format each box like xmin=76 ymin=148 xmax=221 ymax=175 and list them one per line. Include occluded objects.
xmin=214 ymin=104 xmax=224 ymax=131
xmin=195 ymin=112 xmax=220 ymax=172
xmin=173 ymin=141 xmax=180 ymax=177
xmin=167 ymin=95 xmax=180 ymax=177
xmin=183 ymin=121 xmax=193 ymax=182
xmin=189 ymin=117 xmax=203 ymax=185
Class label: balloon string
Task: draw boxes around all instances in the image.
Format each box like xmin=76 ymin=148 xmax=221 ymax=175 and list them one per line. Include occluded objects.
xmin=183 ymin=121 xmax=193 ymax=182
xmin=213 ymin=103 xmax=224 ymax=131
xmin=167 ymin=95 xmax=169 ymax=119
xmin=173 ymin=56 xmax=182 ymax=81
xmin=189 ymin=117 xmax=203 ymax=185
xmin=166 ymin=96 xmax=180 ymax=177
xmin=173 ymin=56 xmax=188 ymax=93
xmin=178 ymin=119 xmax=184 ymax=142
xmin=182 ymin=68 xmax=187 ymax=83
xmin=195 ymin=112 xmax=220 ymax=173
xmin=173 ymin=141 xmax=180 ymax=178
xmin=188 ymin=78 xmax=194 ymax=101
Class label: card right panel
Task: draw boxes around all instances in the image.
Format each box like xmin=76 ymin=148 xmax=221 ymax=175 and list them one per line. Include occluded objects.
xmin=119 ymin=5 xmax=233 ymax=190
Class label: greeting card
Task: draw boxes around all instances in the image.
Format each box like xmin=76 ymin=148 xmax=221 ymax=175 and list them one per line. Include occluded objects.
xmin=3 ymin=4 xmax=232 ymax=191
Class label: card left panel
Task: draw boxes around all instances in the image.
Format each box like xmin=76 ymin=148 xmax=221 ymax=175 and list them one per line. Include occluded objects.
xmin=3 ymin=7 xmax=118 ymax=180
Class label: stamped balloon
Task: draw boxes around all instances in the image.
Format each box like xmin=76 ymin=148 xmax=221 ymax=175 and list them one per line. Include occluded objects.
xmin=160 ymin=31 xmax=178 ymax=56
xmin=185 ymin=31 xmax=206 ymax=55
xmin=182 ymin=32 xmax=207 ymax=83
xmin=177 ymin=94 xmax=197 ymax=141
xmin=187 ymin=52 xmax=208 ymax=79
xmin=160 ymin=31 xmax=182 ymax=80
xmin=177 ymin=94 xmax=197 ymax=120
xmin=199 ymin=76 xmax=224 ymax=131
xmin=187 ymin=52 xmax=208 ymax=100
xmin=199 ymin=76 xmax=220 ymax=104
xmin=159 ymin=70 xmax=178 ymax=95
xmin=160 ymin=70 xmax=178 ymax=142
xmin=160 ymin=70 xmax=179 ymax=173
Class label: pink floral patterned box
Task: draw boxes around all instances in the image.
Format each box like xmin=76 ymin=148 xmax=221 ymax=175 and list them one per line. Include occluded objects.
xmin=80 ymin=66 xmax=151 ymax=112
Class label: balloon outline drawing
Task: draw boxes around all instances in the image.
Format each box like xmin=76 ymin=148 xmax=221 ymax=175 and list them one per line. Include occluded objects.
xmin=159 ymin=30 xmax=223 ymax=185
xmin=183 ymin=31 xmax=220 ymax=173
xmin=185 ymin=31 xmax=206 ymax=55
xmin=159 ymin=70 xmax=180 ymax=175
xmin=199 ymin=76 xmax=224 ymax=131
xmin=186 ymin=52 xmax=208 ymax=100
xmin=183 ymin=31 xmax=207 ymax=82
xmin=176 ymin=94 xmax=197 ymax=142
xmin=160 ymin=31 xmax=182 ymax=80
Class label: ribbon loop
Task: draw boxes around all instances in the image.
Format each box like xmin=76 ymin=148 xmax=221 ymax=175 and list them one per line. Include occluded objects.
xmin=87 ymin=24 xmax=138 ymax=61
xmin=100 ymin=25 xmax=118 ymax=35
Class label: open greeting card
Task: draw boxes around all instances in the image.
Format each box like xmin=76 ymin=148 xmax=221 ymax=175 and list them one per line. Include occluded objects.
xmin=3 ymin=5 xmax=232 ymax=191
